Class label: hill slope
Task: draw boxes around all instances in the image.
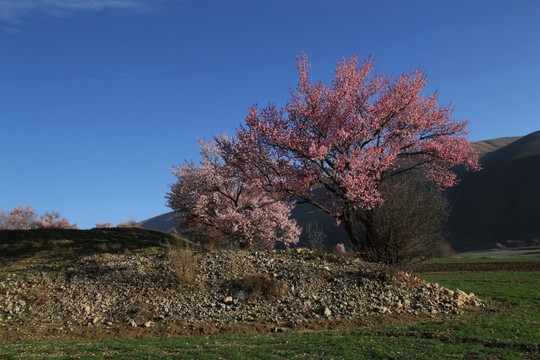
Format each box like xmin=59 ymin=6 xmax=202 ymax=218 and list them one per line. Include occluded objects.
xmin=138 ymin=213 xmax=180 ymax=234
xmin=472 ymin=136 xmax=521 ymax=157
xmin=0 ymin=228 xmax=194 ymax=272
xmin=446 ymin=130 xmax=540 ymax=251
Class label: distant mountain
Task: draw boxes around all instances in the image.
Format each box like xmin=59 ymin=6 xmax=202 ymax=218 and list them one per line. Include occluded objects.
xmin=139 ymin=212 xmax=179 ymax=234
xmin=446 ymin=130 xmax=540 ymax=251
xmin=472 ymin=136 xmax=521 ymax=157
xmin=141 ymin=131 xmax=540 ymax=252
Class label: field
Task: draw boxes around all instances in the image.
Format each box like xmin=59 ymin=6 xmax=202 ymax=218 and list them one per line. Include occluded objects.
xmin=0 ymin=229 xmax=538 ymax=359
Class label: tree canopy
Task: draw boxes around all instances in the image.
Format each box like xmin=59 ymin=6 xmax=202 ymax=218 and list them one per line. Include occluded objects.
xmin=219 ymin=54 xmax=480 ymax=254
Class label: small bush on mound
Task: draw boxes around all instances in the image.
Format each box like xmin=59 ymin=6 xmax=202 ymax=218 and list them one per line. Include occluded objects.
xmin=306 ymin=223 xmax=326 ymax=252
xmin=362 ymin=174 xmax=452 ymax=265
xmin=240 ymin=273 xmax=290 ymax=301
xmin=166 ymin=247 xmax=199 ymax=286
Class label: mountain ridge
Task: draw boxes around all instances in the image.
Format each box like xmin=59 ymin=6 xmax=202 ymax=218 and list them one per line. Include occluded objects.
xmin=446 ymin=130 xmax=540 ymax=251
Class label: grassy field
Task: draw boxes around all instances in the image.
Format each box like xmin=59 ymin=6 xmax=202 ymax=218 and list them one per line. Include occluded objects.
xmin=1 ymin=259 xmax=538 ymax=359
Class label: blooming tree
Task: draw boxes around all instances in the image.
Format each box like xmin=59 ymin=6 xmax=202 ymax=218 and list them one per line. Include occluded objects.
xmin=34 ymin=211 xmax=77 ymax=229
xmin=0 ymin=205 xmax=37 ymax=229
xmin=0 ymin=210 xmax=7 ymax=229
xmin=0 ymin=206 xmax=76 ymax=229
xmin=219 ymin=54 xmax=480 ymax=255
xmin=117 ymin=219 xmax=141 ymax=228
xmin=167 ymin=138 xmax=300 ymax=249
xmin=95 ymin=222 xmax=115 ymax=228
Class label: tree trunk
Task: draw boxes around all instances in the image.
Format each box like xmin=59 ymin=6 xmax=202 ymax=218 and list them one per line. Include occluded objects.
xmin=353 ymin=210 xmax=381 ymax=262
xmin=358 ymin=210 xmax=375 ymax=250
xmin=341 ymin=207 xmax=366 ymax=253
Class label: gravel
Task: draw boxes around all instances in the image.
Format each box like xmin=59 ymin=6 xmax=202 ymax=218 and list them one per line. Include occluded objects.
xmin=0 ymin=249 xmax=483 ymax=333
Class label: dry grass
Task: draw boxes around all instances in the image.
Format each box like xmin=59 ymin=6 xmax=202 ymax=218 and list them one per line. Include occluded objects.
xmin=240 ymin=273 xmax=290 ymax=301
xmin=166 ymin=246 xmax=199 ymax=287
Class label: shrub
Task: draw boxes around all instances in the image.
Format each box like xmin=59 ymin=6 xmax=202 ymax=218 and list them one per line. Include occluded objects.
xmin=240 ymin=273 xmax=290 ymax=301
xmin=166 ymin=246 xmax=199 ymax=286
xmin=306 ymin=222 xmax=326 ymax=252
xmin=363 ymin=174 xmax=450 ymax=264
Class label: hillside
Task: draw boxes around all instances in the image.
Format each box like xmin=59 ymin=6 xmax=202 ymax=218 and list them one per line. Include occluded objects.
xmin=0 ymin=228 xmax=194 ymax=273
xmin=141 ymin=131 xmax=540 ymax=252
xmin=472 ymin=136 xmax=521 ymax=157
xmin=138 ymin=213 xmax=180 ymax=234
xmin=446 ymin=130 xmax=540 ymax=251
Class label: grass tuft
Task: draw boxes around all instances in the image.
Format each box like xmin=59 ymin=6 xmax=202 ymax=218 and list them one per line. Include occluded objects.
xmin=240 ymin=273 xmax=290 ymax=301
xmin=166 ymin=246 xmax=199 ymax=287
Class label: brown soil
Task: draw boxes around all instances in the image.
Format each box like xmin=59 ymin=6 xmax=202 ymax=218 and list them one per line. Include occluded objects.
xmin=0 ymin=309 xmax=463 ymax=342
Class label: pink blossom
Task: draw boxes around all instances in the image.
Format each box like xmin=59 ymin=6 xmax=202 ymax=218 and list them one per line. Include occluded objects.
xmin=116 ymin=219 xmax=140 ymax=228
xmin=167 ymin=137 xmax=300 ymax=249
xmin=335 ymin=243 xmax=346 ymax=254
xmin=219 ymin=53 xmax=480 ymax=252
xmin=0 ymin=206 xmax=76 ymax=230
xmin=95 ymin=222 xmax=115 ymax=228
xmin=4 ymin=206 xmax=37 ymax=230
xmin=34 ymin=211 xmax=77 ymax=229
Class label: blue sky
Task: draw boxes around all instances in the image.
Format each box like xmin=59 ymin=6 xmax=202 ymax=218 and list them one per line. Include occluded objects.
xmin=1 ymin=0 xmax=539 ymax=228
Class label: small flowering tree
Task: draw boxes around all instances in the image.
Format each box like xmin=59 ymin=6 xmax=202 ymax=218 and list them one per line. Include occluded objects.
xmin=116 ymin=219 xmax=141 ymax=228
xmin=0 ymin=206 xmax=37 ymax=229
xmin=0 ymin=210 xmax=7 ymax=229
xmin=34 ymin=211 xmax=77 ymax=229
xmin=167 ymin=138 xmax=300 ymax=249
xmin=95 ymin=222 xmax=115 ymax=228
xmin=219 ymin=54 xmax=480 ymax=259
xmin=0 ymin=206 xmax=77 ymax=229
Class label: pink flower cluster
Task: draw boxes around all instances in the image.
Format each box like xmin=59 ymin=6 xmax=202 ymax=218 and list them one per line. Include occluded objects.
xmin=167 ymin=138 xmax=300 ymax=249
xmin=0 ymin=206 xmax=77 ymax=230
xmin=219 ymin=54 xmax=480 ymax=220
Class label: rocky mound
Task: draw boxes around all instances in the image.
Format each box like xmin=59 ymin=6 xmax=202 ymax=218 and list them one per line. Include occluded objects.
xmin=0 ymin=249 xmax=482 ymax=338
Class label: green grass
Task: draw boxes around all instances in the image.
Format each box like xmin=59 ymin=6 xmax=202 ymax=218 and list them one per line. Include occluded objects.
xmin=1 ymin=269 xmax=538 ymax=359
xmin=414 ymin=271 xmax=539 ymax=358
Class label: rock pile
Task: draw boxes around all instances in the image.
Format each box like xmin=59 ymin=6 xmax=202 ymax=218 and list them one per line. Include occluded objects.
xmin=0 ymin=249 xmax=482 ymax=333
